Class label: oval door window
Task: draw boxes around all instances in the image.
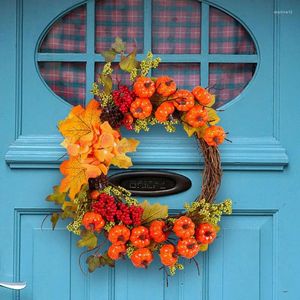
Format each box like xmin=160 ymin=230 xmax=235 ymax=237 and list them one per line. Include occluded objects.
xmin=37 ymin=1 xmax=258 ymax=108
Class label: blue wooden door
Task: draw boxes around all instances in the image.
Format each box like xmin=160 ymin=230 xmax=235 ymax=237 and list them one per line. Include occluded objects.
xmin=1 ymin=0 xmax=299 ymax=299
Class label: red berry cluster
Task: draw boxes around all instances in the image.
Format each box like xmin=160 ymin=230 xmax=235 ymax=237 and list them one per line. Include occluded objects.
xmin=92 ymin=193 xmax=117 ymax=222
xmin=91 ymin=193 xmax=144 ymax=226
xmin=116 ymin=202 xmax=144 ymax=226
xmin=112 ymin=85 xmax=135 ymax=113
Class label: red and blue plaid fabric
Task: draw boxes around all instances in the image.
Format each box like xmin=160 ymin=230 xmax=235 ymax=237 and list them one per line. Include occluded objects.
xmin=209 ymin=7 xmax=256 ymax=54
xmin=152 ymin=63 xmax=200 ymax=90
xmin=209 ymin=63 xmax=256 ymax=107
xmin=95 ymin=0 xmax=144 ymax=53
xmin=39 ymin=62 xmax=86 ymax=105
xmin=152 ymin=0 xmax=201 ymax=54
xmin=39 ymin=5 xmax=86 ymax=53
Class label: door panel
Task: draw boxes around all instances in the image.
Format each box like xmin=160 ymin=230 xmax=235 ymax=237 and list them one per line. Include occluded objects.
xmin=1 ymin=0 xmax=300 ymax=299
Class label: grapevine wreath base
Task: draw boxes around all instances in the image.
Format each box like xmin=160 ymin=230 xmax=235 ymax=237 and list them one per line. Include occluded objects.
xmin=47 ymin=38 xmax=232 ymax=277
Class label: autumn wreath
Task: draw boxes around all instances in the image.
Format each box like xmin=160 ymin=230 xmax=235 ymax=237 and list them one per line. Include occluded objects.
xmin=47 ymin=38 xmax=232 ymax=276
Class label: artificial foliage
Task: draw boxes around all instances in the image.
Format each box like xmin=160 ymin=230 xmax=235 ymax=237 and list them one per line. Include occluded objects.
xmin=47 ymin=38 xmax=232 ymax=277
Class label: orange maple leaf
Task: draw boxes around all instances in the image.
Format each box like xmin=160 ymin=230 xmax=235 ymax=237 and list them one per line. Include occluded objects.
xmin=58 ymin=99 xmax=101 ymax=145
xmin=59 ymin=156 xmax=104 ymax=199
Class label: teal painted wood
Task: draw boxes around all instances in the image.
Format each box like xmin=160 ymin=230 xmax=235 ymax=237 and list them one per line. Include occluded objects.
xmin=1 ymin=0 xmax=300 ymax=299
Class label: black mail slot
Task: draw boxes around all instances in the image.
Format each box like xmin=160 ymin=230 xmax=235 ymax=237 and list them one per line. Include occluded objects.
xmin=109 ymin=171 xmax=192 ymax=197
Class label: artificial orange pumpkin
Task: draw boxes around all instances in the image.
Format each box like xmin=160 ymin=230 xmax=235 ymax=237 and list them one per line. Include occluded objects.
xmin=130 ymin=226 xmax=150 ymax=248
xmin=185 ymin=105 xmax=209 ymax=127
xmin=177 ymin=237 xmax=199 ymax=259
xmin=172 ymin=89 xmax=195 ymax=111
xmin=159 ymin=244 xmax=178 ymax=267
xmin=133 ymin=77 xmax=155 ymax=98
xmin=173 ymin=216 xmax=195 ymax=239
xmin=154 ymin=101 xmax=175 ymax=122
xmin=192 ymin=86 xmax=214 ymax=106
xmin=130 ymin=98 xmax=153 ymax=119
xmin=108 ymin=224 xmax=130 ymax=245
xmin=195 ymin=223 xmax=217 ymax=244
xmin=82 ymin=212 xmax=105 ymax=232
xmin=108 ymin=244 xmax=126 ymax=260
xmin=131 ymin=248 xmax=153 ymax=268
xmin=155 ymin=76 xmax=177 ymax=97
xmin=149 ymin=220 xmax=168 ymax=243
xmin=203 ymin=125 xmax=226 ymax=146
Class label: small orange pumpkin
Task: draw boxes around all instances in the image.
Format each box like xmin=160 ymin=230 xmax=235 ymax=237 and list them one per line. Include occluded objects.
xmin=172 ymin=89 xmax=195 ymax=111
xmin=192 ymin=86 xmax=214 ymax=106
xmin=155 ymin=76 xmax=177 ymax=97
xmin=149 ymin=220 xmax=169 ymax=243
xmin=82 ymin=212 xmax=105 ymax=232
xmin=131 ymin=248 xmax=153 ymax=268
xmin=133 ymin=77 xmax=156 ymax=98
xmin=130 ymin=98 xmax=153 ymax=119
xmin=185 ymin=105 xmax=209 ymax=128
xmin=130 ymin=226 xmax=150 ymax=248
xmin=173 ymin=216 xmax=195 ymax=239
xmin=159 ymin=244 xmax=178 ymax=267
xmin=195 ymin=223 xmax=217 ymax=245
xmin=203 ymin=125 xmax=226 ymax=146
xmin=154 ymin=101 xmax=175 ymax=122
xmin=108 ymin=244 xmax=126 ymax=260
xmin=108 ymin=225 xmax=131 ymax=245
xmin=177 ymin=237 xmax=199 ymax=259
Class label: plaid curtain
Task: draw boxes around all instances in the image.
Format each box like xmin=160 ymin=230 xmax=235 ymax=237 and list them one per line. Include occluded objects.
xmin=39 ymin=62 xmax=86 ymax=105
xmin=39 ymin=5 xmax=86 ymax=53
xmin=209 ymin=7 xmax=256 ymax=54
xmin=209 ymin=63 xmax=256 ymax=107
xmin=95 ymin=0 xmax=144 ymax=53
xmin=152 ymin=0 xmax=201 ymax=54
xmin=39 ymin=1 xmax=256 ymax=107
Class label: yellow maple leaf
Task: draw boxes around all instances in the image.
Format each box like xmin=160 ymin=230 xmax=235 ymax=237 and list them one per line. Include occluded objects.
xmin=110 ymin=138 xmax=139 ymax=169
xmin=207 ymin=108 xmax=220 ymax=125
xmin=58 ymin=99 xmax=101 ymax=145
xmin=116 ymin=138 xmax=139 ymax=154
xmin=182 ymin=122 xmax=208 ymax=138
xmin=111 ymin=153 xmax=133 ymax=169
xmin=59 ymin=156 xmax=103 ymax=199
xmin=140 ymin=200 xmax=169 ymax=223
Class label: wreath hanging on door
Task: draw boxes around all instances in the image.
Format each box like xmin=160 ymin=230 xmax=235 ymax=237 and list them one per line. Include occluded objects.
xmin=47 ymin=38 xmax=232 ymax=276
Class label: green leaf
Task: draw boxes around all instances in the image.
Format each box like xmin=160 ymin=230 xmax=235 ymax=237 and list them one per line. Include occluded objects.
xmin=100 ymin=74 xmax=113 ymax=94
xmin=112 ymin=37 xmax=126 ymax=53
xmin=140 ymin=200 xmax=168 ymax=223
xmin=50 ymin=212 xmax=60 ymax=230
xmin=100 ymin=252 xmax=115 ymax=268
xmin=100 ymin=49 xmax=116 ymax=62
xmin=77 ymin=230 xmax=98 ymax=250
xmin=46 ymin=186 xmax=67 ymax=205
xmin=86 ymin=255 xmax=101 ymax=272
xmin=86 ymin=252 xmax=115 ymax=272
xmin=119 ymin=48 xmax=138 ymax=73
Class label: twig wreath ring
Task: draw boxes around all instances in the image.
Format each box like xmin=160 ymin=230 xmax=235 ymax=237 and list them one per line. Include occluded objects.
xmin=47 ymin=38 xmax=232 ymax=276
